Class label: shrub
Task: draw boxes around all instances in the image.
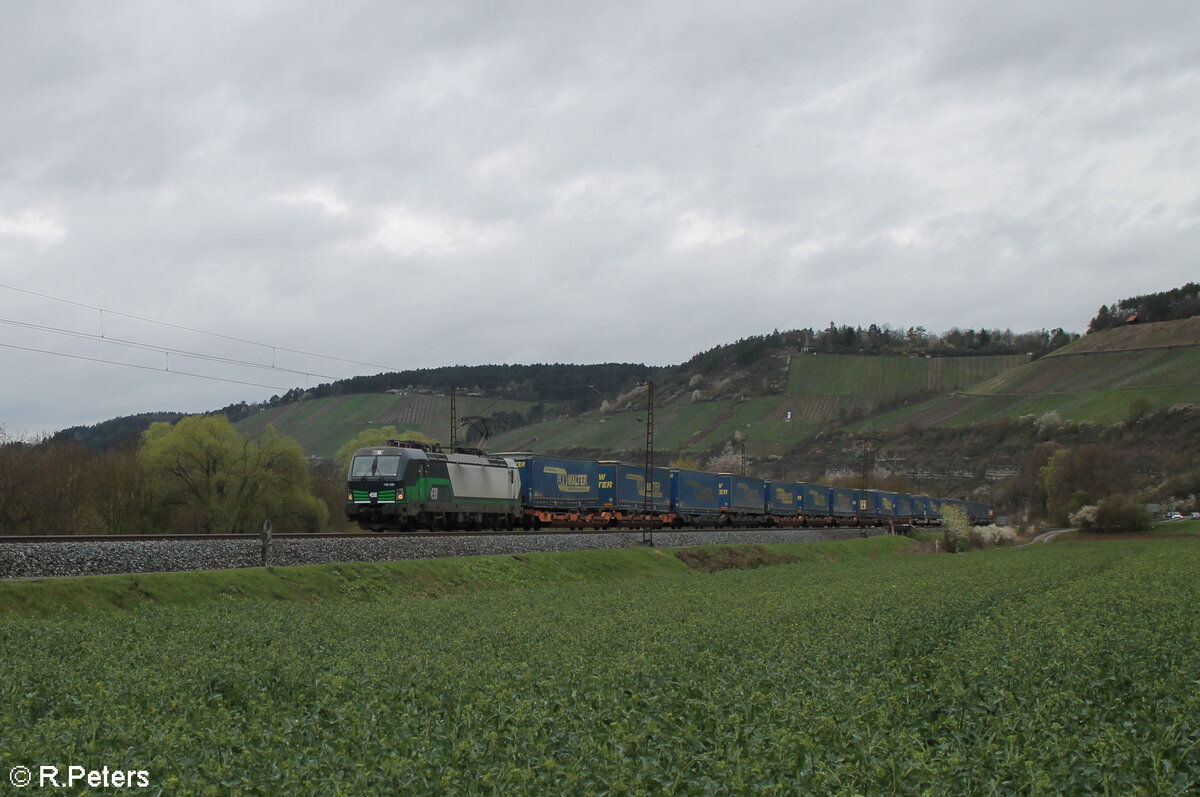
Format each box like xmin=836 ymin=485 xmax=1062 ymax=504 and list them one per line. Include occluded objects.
xmin=1071 ymin=495 xmax=1150 ymax=533
xmin=1039 ymin=445 xmax=1130 ymax=527
xmin=1125 ymin=397 xmax=1153 ymax=425
xmin=941 ymin=504 xmax=972 ymax=553
xmin=971 ymin=525 xmax=1022 ymax=547
xmin=1034 ymin=411 xmax=1063 ymax=436
xmin=989 ymin=525 xmax=1021 ymax=545
xmin=1094 ymin=494 xmax=1151 ymax=533
xmin=706 ymin=449 xmax=743 ymax=474
xmin=1069 ymin=504 xmax=1099 ymax=531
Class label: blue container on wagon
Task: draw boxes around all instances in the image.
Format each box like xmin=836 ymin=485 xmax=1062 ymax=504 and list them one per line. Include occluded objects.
xmin=896 ymin=493 xmax=914 ymax=521
xmin=800 ymin=483 xmax=831 ymax=519
xmin=500 ymin=453 xmax=599 ymax=510
xmin=968 ymin=501 xmax=994 ymax=525
xmin=830 ymin=487 xmax=859 ymax=519
xmin=911 ymin=495 xmax=931 ymax=522
xmin=720 ymin=474 xmax=766 ymax=514
xmin=670 ymin=468 xmax=723 ymax=516
xmin=765 ymin=480 xmax=801 ymax=518
xmin=859 ymin=490 xmax=881 ymax=521
xmin=925 ymin=496 xmax=944 ymax=520
xmin=871 ymin=490 xmax=900 ymax=519
xmin=598 ymin=461 xmax=670 ymax=514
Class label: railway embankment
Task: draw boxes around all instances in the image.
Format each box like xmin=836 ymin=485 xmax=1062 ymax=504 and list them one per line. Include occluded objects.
xmin=0 ymin=531 xmax=910 ymax=618
xmin=0 ymin=527 xmax=887 ymax=581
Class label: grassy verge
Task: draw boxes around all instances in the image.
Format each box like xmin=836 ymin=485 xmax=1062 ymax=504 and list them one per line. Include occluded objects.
xmin=0 ymin=535 xmax=918 ymax=618
xmin=2 ymin=535 xmax=1196 ymax=794
xmin=1047 ymin=518 xmax=1200 ymax=541
xmin=1155 ymin=518 xmax=1200 ymax=534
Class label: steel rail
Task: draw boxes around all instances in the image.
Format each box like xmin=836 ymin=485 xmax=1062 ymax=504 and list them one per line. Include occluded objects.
xmin=0 ymin=526 xmax=875 ymax=545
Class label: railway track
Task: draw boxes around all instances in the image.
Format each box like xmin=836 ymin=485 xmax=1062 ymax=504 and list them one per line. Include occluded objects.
xmin=0 ymin=524 xmax=885 ymax=545
xmin=0 ymin=528 xmax=647 ymax=544
xmin=0 ymin=526 xmax=887 ymax=581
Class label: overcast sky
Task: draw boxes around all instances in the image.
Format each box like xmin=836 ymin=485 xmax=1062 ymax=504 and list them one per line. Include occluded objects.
xmin=2 ymin=1 xmax=1198 ymax=435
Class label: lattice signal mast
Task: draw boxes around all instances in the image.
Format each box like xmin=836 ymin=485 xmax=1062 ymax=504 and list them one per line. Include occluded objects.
xmin=643 ymin=380 xmax=654 ymax=544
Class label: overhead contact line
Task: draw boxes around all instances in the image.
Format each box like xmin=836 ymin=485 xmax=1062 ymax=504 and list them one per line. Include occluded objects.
xmin=0 ymin=282 xmax=404 ymax=373
xmin=0 ymin=341 xmax=292 ymax=390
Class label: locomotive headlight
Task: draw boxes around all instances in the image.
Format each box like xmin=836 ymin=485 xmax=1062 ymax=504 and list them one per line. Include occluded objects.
xmin=396 ymin=488 xmax=404 ymax=501
xmin=347 ymin=490 xmax=354 ymax=501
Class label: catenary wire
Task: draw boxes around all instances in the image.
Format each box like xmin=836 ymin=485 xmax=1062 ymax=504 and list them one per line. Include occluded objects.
xmin=0 ymin=282 xmax=401 ymax=372
xmin=0 ymin=342 xmax=291 ymax=390
xmin=0 ymin=317 xmax=343 ymax=380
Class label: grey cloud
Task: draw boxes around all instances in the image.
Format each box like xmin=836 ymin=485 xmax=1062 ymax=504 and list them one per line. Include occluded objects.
xmin=2 ymin=0 xmax=1198 ymax=432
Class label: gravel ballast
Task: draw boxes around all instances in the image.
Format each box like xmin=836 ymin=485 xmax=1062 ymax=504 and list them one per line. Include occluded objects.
xmin=0 ymin=528 xmax=888 ymax=580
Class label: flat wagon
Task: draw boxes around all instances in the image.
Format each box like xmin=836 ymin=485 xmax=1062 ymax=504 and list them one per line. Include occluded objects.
xmin=598 ymin=461 xmax=671 ymax=526
xmin=499 ymin=452 xmax=600 ymax=529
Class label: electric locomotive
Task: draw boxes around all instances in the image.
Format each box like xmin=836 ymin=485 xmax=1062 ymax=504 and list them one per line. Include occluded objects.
xmin=345 ymin=440 xmax=522 ymax=531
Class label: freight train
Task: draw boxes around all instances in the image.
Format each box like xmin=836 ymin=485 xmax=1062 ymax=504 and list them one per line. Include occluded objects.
xmin=345 ymin=440 xmax=994 ymax=532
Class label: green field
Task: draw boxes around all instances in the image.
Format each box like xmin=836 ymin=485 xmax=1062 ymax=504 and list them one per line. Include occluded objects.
xmin=975 ymin=347 xmax=1200 ymax=398
xmin=858 ymin=383 xmax=1200 ymax=432
xmin=788 ymin=353 xmax=1025 ymax=396
xmin=2 ymin=537 xmax=1197 ymax=794
xmin=855 ymin=343 xmax=1200 ymax=432
xmin=489 ymin=396 xmax=826 ymax=460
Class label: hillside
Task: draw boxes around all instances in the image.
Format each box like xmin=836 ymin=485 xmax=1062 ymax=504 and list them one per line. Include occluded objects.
xmin=233 ymin=351 xmax=1028 ymax=461
xmin=228 ymin=318 xmax=1200 ymax=502
xmin=1072 ymin=314 xmax=1200 ymax=352
xmin=236 ymin=393 xmax=550 ymax=460
xmin=486 ymin=353 xmax=1027 ymax=460
xmin=857 ymin=318 xmax=1200 ymax=432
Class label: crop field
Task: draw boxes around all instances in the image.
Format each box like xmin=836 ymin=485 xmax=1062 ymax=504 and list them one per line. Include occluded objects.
xmin=2 ymin=538 xmax=1197 ymax=794
xmin=488 ymin=414 xmax=636 ymax=453
xmin=976 ymin=348 xmax=1200 ymax=399
xmin=787 ymin=354 xmax=1024 ymax=396
xmin=1060 ymin=316 xmax=1200 ymax=354
xmin=654 ymin=400 xmax=738 ymax=450
xmin=490 ymin=397 xmax=813 ymax=457
xmin=686 ymin=397 xmax=790 ymax=454
xmin=863 ymin=379 xmax=1200 ymax=432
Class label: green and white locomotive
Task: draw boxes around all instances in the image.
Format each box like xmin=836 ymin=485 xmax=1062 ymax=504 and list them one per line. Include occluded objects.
xmin=345 ymin=440 xmax=523 ymax=531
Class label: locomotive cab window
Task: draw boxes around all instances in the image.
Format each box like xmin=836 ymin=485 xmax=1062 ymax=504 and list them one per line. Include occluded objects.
xmin=350 ymin=454 xmax=402 ymax=479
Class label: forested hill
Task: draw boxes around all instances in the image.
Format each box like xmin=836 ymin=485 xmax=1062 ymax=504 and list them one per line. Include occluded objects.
xmin=251 ymin=324 xmax=1078 ymax=415
xmin=52 ymin=365 xmax=660 ymax=450
xmin=1087 ymin=281 xmax=1200 ymax=332
xmin=264 ymin=363 xmax=661 ymax=414
xmin=46 ymin=283 xmax=1200 ymax=452
xmin=51 ymin=322 xmax=1081 ymax=450
xmin=52 ymin=412 xmax=186 ymax=449
xmin=681 ymin=325 xmax=1074 ymax=373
